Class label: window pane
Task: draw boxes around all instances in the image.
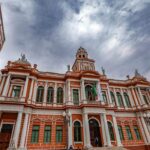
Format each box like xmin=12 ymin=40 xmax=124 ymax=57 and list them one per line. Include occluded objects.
xmin=107 ymin=122 xmax=114 ymax=140
xmin=44 ymin=125 xmax=51 ymax=143
xmin=118 ymin=125 xmax=124 ymax=140
xmin=124 ymin=93 xmax=131 ymax=108
xmin=56 ymin=126 xmax=63 ymax=142
xmin=57 ymin=88 xmax=63 ymax=104
xmin=73 ymin=89 xmax=79 ymax=105
xmin=125 ymin=126 xmax=133 ymax=140
xmin=143 ymin=95 xmax=149 ymax=105
xmin=74 ymin=121 xmax=81 ymax=142
xmin=36 ymin=86 xmax=44 ymax=102
xmin=31 ymin=125 xmax=39 ymax=143
xmin=47 ymin=87 xmax=54 ymax=103
xmin=134 ymin=126 xmax=141 ymax=140
xmin=117 ymin=93 xmax=124 ymax=107
xmin=110 ymin=92 xmax=115 ymax=104
xmin=12 ymin=86 xmax=21 ymax=98
xmin=102 ymin=91 xmax=107 ymax=103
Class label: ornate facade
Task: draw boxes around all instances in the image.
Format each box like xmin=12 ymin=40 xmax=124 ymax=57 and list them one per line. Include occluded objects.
xmin=0 ymin=5 xmax=5 ymax=51
xmin=0 ymin=48 xmax=150 ymax=150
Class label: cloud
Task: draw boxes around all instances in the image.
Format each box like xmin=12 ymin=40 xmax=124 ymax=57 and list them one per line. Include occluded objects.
xmin=0 ymin=0 xmax=150 ymax=80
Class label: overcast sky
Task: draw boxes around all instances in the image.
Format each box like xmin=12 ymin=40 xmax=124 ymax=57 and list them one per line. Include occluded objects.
xmin=0 ymin=0 xmax=150 ymax=80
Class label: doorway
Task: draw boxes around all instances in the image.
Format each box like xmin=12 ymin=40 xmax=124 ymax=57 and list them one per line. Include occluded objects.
xmin=0 ymin=124 xmax=13 ymax=150
xmin=89 ymin=119 xmax=102 ymax=147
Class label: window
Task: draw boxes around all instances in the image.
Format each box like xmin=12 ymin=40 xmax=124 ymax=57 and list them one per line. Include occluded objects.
xmin=56 ymin=126 xmax=63 ymax=143
xmin=107 ymin=121 xmax=115 ymax=140
xmin=73 ymin=89 xmax=79 ymax=105
xmin=143 ymin=95 xmax=149 ymax=105
xmin=124 ymin=93 xmax=131 ymax=108
xmin=102 ymin=91 xmax=107 ymax=103
xmin=118 ymin=125 xmax=124 ymax=140
xmin=74 ymin=121 xmax=81 ymax=142
xmin=134 ymin=126 xmax=141 ymax=140
xmin=31 ymin=125 xmax=40 ymax=143
xmin=110 ymin=91 xmax=115 ymax=105
xmin=36 ymin=86 xmax=44 ymax=102
xmin=125 ymin=126 xmax=133 ymax=140
xmin=44 ymin=125 xmax=51 ymax=143
xmin=47 ymin=87 xmax=54 ymax=103
xmin=57 ymin=87 xmax=63 ymax=104
xmin=12 ymin=86 xmax=21 ymax=98
xmin=117 ymin=92 xmax=124 ymax=107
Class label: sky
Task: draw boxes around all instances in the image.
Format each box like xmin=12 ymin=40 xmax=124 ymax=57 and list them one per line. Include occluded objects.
xmin=0 ymin=0 xmax=150 ymax=80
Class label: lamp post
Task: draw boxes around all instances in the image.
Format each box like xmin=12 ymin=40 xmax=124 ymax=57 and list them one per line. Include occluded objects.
xmin=63 ymin=110 xmax=71 ymax=150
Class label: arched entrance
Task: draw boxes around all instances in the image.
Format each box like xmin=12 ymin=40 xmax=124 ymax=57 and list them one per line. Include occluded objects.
xmin=89 ymin=119 xmax=102 ymax=147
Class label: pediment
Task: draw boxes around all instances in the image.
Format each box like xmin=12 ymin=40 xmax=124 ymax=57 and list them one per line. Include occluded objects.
xmin=80 ymin=70 xmax=100 ymax=77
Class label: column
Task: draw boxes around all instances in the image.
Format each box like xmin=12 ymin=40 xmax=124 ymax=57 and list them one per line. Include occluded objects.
xmin=112 ymin=115 xmax=122 ymax=146
xmin=32 ymin=80 xmax=37 ymax=103
xmin=22 ymin=76 xmax=29 ymax=98
xmin=19 ymin=113 xmax=29 ymax=149
xmin=81 ymin=79 xmax=86 ymax=103
xmin=113 ymin=88 xmax=119 ymax=107
xmin=141 ymin=116 xmax=150 ymax=143
xmin=28 ymin=78 xmax=34 ymax=100
xmin=66 ymin=80 xmax=72 ymax=105
xmin=135 ymin=88 xmax=142 ymax=105
xmin=120 ymin=89 xmax=127 ymax=108
xmin=12 ymin=112 xmax=22 ymax=148
xmin=100 ymin=114 xmax=107 ymax=146
xmin=53 ymin=82 xmax=57 ymax=104
xmin=68 ymin=113 xmax=73 ymax=148
xmin=137 ymin=117 xmax=147 ymax=143
xmin=103 ymin=113 xmax=111 ymax=146
xmin=127 ymin=88 xmax=135 ymax=108
xmin=63 ymin=83 xmax=66 ymax=105
xmin=137 ymin=87 xmax=146 ymax=106
xmin=97 ymin=81 xmax=103 ymax=102
xmin=43 ymin=82 xmax=48 ymax=105
xmin=131 ymin=87 xmax=139 ymax=107
xmin=107 ymin=84 xmax=113 ymax=106
xmin=0 ymin=75 xmax=6 ymax=94
xmin=2 ymin=74 xmax=11 ymax=96
xmin=82 ymin=113 xmax=91 ymax=148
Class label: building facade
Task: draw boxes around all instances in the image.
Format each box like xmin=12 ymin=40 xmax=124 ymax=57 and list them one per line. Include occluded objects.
xmin=0 ymin=5 xmax=5 ymax=51
xmin=0 ymin=48 xmax=150 ymax=150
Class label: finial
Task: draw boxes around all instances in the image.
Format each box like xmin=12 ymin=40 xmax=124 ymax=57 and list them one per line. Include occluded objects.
xmin=101 ymin=67 xmax=105 ymax=75
xmin=126 ymin=75 xmax=130 ymax=79
xmin=135 ymin=69 xmax=141 ymax=77
xmin=67 ymin=65 xmax=70 ymax=71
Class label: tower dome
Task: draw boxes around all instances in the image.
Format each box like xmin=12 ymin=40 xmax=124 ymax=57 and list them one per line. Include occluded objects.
xmin=76 ymin=47 xmax=88 ymax=59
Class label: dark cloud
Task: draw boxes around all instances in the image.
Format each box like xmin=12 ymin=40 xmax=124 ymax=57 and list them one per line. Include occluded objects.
xmin=0 ymin=0 xmax=150 ymax=80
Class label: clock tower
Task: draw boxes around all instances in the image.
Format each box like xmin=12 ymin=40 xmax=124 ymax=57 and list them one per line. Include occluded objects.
xmin=72 ymin=47 xmax=95 ymax=72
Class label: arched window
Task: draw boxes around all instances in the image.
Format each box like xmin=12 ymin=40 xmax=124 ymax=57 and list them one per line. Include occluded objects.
xmin=36 ymin=86 xmax=44 ymax=102
xmin=107 ymin=121 xmax=115 ymax=141
xmin=85 ymin=85 xmax=96 ymax=101
xmin=47 ymin=87 xmax=54 ymax=103
xmin=110 ymin=91 xmax=115 ymax=105
xmin=124 ymin=93 xmax=131 ymax=108
xmin=117 ymin=92 xmax=124 ymax=107
xmin=74 ymin=121 xmax=81 ymax=142
xmin=57 ymin=87 xmax=63 ymax=104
